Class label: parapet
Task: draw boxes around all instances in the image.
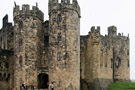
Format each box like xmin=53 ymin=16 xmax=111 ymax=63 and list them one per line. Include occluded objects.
xmin=108 ymin=26 xmax=117 ymax=37
xmin=49 ymin=0 xmax=81 ymax=18
xmin=13 ymin=4 xmax=44 ymax=21
xmin=91 ymin=26 xmax=100 ymax=33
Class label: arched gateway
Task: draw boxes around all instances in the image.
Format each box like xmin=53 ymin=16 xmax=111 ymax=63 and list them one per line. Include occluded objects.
xmin=38 ymin=74 xmax=49 ymax=89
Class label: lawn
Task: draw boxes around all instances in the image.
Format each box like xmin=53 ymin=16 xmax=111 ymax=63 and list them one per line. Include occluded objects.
xmin=108 ymin=82 xmax=135 ymax=90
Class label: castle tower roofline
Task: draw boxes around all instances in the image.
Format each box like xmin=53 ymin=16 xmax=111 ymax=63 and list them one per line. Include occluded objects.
xmin=91 ymin=26 xmax=100 ymax=33
xmin=108 ymin=26 xmax=117 ymax=37
xmin=49 ymin=0 xmax=81 ymax=18
xmin=13 ymin=4 xmax=44 ymax=21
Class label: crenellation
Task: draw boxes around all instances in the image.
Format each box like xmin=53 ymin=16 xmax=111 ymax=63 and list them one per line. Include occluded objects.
xmin=80 ymin=26 xmax=130 ymax=90
xmin=0 ymin=1 xmax=130 ymax=90
xmin=91 ymin=26 xmax=100 ymax=33
xmin=108 ymin=26 xmax=117 ymax=37
xmin=49 ymin=0 xmax=81 ymax=18
xmin=22 ymin=4 xmax=30 ymax=13
xmin=13 ymin=4 xmax=44 ymax=21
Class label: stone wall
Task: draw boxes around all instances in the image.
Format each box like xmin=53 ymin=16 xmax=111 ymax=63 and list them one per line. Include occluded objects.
xmin=0 ymin=1 xmax=130 ymax=90
xmin=80 ymin=26 xmax=130 ymax=90
xmin=0 ymin=50 xmax=14 ymax=90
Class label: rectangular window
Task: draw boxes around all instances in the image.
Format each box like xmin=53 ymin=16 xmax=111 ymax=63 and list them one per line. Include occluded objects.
xmin=57 ymin=14 xmax=62 ymax=22
xmin=44 ymin=59 xmax=47 ymax=64
xmin=19 ymin=20 xmax=23 ymax=28
xmin=19 ymin=56 xmax=22 ymax=69
xmin=58 ymin=33 xmax=62 ymax=41
xmin=57 ymin=52 xmax=61 ymax=61
xmin=44 ymin=36 xmax=49 ymax=46
xmin=19 ymin=39 xmax=22 ymax=46
xmin=19 ymin=56 xmax=22 ymax=64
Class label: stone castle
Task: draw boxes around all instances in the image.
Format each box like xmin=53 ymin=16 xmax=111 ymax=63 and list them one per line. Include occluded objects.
xmin=0 ymin=0 xmax=130 ymax=90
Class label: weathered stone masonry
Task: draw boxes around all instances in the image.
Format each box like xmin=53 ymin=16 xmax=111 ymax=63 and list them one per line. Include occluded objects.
xmin=80 ymin=26 xmax=130 ymax=90
xmin=48 ymin=0 xmax=80 ymax=90
xmin=13 ymin=4 xmax=44 ymax=89
xmin=0 ymin=0 xmax=130 ymax=90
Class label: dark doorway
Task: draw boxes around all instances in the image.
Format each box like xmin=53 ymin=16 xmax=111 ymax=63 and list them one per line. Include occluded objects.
xmin=38 ymin=74 xmax=49 ymax=89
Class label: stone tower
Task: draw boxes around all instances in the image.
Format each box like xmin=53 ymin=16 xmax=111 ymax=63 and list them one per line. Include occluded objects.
xmin=13 ymin=4 xmax=44 ymax=89
xmin=48 ymin=0 xmax=81 ymax=89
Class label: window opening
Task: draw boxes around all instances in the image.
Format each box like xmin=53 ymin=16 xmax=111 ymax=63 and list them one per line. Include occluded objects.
xmin=57 ymin=52 xmax=61 ymax=61
xmin=58 ymin=33 xmax=62 ymax=41
xmin=19 ymin=56 xmax=22 ymax=64
xmin=19 ymin=39 xmax=23 ymax=46
xmin=57 ymin=14 xmax=62 ymax=22
xmin=44 ymin=36 xmax=49 ymax=46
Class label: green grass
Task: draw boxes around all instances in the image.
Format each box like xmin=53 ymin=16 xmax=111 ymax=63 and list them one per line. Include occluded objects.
xmin=108 ymin=82 xmax=135 ymax=90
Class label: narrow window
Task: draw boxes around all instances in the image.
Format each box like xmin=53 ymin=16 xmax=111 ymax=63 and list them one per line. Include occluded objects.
xmin=25 ymin=54 xmax=28 ymax=65
xmin=111 ymin=59 xmax=113 ymax=68
xmin=19 ymin=56 xmax=22 ymax=65
xmin=127 ymin=50 xmax=129 ymax=55
xmin=57 ymin=14 xmax=62 ymax=22
xmin=44 ymin=59 xmax=46 ymax=64
xmin=19 ymin=20 xmax=23 ymax=28
xmin=19 ymin=39 xmax=22 ymax=46
xmin=44 ymin=36 xmax=49 ymax=46
xmin=4 ymin=42 xmax=6 ymax=49
xmin=57 ymin=52 xmax=61 ymax=61
xmin=100 ymin=52 xmax=103 ymax=67
xmin=115 ymin=57 xmax=121 ymax=68
xmin=58 ymin=33 xmax=62 ymax=41
xmin=128 ymin=60 xmax=129 ymax=67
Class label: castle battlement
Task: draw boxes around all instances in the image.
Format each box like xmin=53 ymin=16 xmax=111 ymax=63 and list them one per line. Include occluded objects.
xmin=0 ymin=1 xmax=130 ymax=90
xmin=91 ymin=26 xmax=100 ymax=33
xmin=87 ymin=26 xmax=129 ymax=42
xmin=13 ymin=4 xmax=44 ymax=21
xmin=108 ymin=26 xmax=117 ymax=37
xmin=49 ymin=0 xmax=80 ymax=18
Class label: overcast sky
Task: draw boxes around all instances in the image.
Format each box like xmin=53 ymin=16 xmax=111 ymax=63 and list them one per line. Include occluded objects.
xmin=0 ymin=0 xmax=135 ymax=80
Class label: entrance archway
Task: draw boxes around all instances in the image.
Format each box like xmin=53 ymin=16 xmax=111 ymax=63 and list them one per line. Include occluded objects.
xmin=38 ymin=74 xmax=49 ymax=89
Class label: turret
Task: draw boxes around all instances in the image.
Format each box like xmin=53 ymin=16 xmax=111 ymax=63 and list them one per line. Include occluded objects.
xmin=91 ymin=26 xmax=100 ymax=33
xmin=13 ymin=3 xmax=43 ymax=89
xmin=90 ymin=26 xmax=101 ymax=45
xmin=13 ymin=4 xmax=44 ymax=21
xmin=49 ymin=0 xmax=81 ymax=18
xmin=108 ymin=26 xmax=117 ymax=37
xmin=48 ymin=0 xmax=81 ymax=89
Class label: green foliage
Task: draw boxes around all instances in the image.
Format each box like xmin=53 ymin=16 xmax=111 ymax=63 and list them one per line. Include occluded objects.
xmin=108 ymin=82 xmax=135 ymax=90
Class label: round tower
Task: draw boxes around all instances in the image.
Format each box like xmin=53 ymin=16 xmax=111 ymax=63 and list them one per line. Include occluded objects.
xmin=13 ymin=4 xmax=44 ymax=89
xmin=48 ymin=0 xmax=81 ymax=89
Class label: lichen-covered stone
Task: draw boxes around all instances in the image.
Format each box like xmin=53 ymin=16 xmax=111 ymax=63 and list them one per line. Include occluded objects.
xmin=0 ymin=1 xmax=130 ymax=90
xmin=80 ymin=26 xmax=130 ymax=90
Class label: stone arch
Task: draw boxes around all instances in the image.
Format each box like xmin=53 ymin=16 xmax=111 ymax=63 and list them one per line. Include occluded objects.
xmin=38 ymin=73 xmax=49 ymax=89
